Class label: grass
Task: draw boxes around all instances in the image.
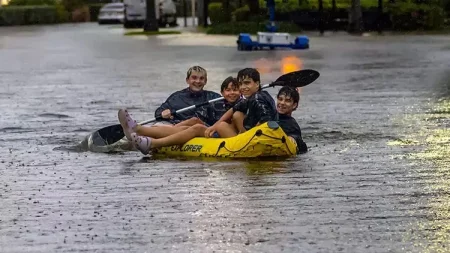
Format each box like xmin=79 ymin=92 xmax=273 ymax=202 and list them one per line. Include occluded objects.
xmin=124 ymin=30 xmax=181 ymax=36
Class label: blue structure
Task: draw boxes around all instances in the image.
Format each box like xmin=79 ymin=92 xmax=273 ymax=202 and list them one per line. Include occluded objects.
xmin=236 ymin=0 xmax=309 ymax=51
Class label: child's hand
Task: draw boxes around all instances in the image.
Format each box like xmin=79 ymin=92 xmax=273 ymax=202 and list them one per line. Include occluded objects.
xmin=204 ymin=126 xmax=217 ymax=138
xmin=161 ymin=109 xmax=173 ymax=119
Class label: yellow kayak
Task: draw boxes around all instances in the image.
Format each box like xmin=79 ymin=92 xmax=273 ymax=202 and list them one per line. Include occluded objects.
xmin=152 ymin=121 xmax=298 ymax=158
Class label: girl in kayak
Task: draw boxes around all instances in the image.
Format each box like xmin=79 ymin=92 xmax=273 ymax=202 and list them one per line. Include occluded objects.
xmin=118 ymin=76 xmax=241 ymax=144
xmin=204 ymin=68 xmax=278 ymax=138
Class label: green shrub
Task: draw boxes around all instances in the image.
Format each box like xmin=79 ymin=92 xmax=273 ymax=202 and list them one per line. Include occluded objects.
xmin=387 ymin=2 xmax=445 ymax=30
xmin=55 ymin=2 xmax=70 ymax=22
xmin=423 ymin=5 xmax=445 ymax=29
xmin=61 ymin=0 xmax=86 ymax=12
xmin=232 ymin=5 xmax=250 ymax=21
xmin=8 ymin=0 xmax=56 ymax=6
xmin=208 ymin=2 xmax=230 ymax=24
xmin=0 ymin=5 xmax=58 ymax=26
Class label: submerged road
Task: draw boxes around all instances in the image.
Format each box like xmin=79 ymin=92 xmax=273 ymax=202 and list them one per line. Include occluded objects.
xmin=0 ymin=23 xmax=449 ymax=252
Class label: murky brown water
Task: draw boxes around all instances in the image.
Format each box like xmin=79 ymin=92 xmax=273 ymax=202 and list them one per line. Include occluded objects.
xmin=1 ymin=23 xmax=449 ymax=252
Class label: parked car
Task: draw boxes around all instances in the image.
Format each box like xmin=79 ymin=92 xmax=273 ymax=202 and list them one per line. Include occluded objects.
xmin=98 ymin=2 xmax=125 ymax=25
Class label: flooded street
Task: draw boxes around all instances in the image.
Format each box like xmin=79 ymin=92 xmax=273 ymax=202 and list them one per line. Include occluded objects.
xmin=1 ymin=23 xmax=449 ymax=252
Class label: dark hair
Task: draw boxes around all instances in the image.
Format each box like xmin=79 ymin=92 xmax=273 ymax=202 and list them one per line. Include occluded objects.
xmin=237 ymin=68 xmax=261 ymax=83
xmin=220 ymin=76 xmax=239 ymax=92
xmin=277 ymin=86 xmax=300 ymax=109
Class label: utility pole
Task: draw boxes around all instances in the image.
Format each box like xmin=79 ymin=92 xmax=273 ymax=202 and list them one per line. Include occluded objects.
xmin=348 ymin=0 xmax=363 ymax=34
xmin=144 ymin=0 xmax=159 ymax=31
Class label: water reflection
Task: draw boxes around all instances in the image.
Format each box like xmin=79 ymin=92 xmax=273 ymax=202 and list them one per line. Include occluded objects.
xmin=253 ymin=55 xmax=303 ymax=75
xmin=388 ymin=97 xmax=450 ymax=252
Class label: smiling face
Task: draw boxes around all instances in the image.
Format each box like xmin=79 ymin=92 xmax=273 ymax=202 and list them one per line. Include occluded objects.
xmin=276 ymin=94 xmax=298 ymax=116
xmin=186 ymin=70 xmax=207 ymax=92
xmin=239 ymin=77 xmax=260 ymax=98
xmin=221 ymin=82 xmax=241 ymax=103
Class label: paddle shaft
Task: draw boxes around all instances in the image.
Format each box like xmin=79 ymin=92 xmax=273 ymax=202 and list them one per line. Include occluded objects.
xmin=138 ymin=96 xmax=225 ymax=125
xmin=137 ymin=83 xmax=273 ymax=126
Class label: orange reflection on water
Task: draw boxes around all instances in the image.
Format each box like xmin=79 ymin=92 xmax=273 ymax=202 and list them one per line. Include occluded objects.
xmin=281 ymin=56 xmax=303 ymax=74
xmin=281 ymin=56 xmax=303 ymax=93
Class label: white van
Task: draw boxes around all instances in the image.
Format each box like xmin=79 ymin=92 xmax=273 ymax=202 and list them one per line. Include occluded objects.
xmin=123 ymin=0 xmax=177 ymax=28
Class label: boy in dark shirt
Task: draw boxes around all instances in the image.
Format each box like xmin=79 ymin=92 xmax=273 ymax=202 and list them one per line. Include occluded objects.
xmin=204 ymin=68 xmax=278 ymax=138
xmin=154 ymin=65 xmax=221 ymax=125
xmin=276 ymin=86 xmax=308 ymax=154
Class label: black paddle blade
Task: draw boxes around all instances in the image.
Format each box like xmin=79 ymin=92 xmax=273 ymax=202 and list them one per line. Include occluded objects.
xmin=273 ymin=69 xmax=320 ymax=88
xmin=96 ymin=124 xmax=125 ymax=146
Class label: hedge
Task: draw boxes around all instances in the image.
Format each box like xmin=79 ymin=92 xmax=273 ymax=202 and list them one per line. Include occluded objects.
xmin=206 ymin=21 xmax=302 ymax=35
xmin=208 ymin=1 xmax=447 ymax=31
xmin=0 ymin=6 xmax=60 ymax=25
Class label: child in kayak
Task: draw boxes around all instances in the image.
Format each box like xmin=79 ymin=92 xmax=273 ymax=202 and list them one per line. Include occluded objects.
xmin=154 ymin=65 xmax=221 ymax=126
xmin=118 ymin=76 xmax=241 ymax=143
xmin=204 ymin=68 xmax=278 ymax=138
xmin=275 ymin=86 xmax=308 ymax=154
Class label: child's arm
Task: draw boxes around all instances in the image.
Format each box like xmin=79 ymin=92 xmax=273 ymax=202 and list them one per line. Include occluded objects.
xmin=204 ymin=108 xmax=234 ymax=137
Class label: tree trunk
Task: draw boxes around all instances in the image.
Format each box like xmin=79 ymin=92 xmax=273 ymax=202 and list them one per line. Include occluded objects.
xmin=318 ymin=0 xmax=324 ymax=35
xmin=203 ymin=0 xmax=209 ymax=27
xmin=348 ymin=0 xmax=364 ymax=34
xmin=222 ymin=0 xmax=231 ymax=22
xmin=247 ymin=0 xmax=259 ymax=15
xmin=144 ymin=0 xmax=158 ymax=31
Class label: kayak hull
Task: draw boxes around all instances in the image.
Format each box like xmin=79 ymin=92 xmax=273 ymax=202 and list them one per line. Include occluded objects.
xmin=153 ymin=121 xmax=297 ymax=158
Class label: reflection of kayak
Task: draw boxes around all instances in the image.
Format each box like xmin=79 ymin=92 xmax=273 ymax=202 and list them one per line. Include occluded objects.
xmin=153 ymin=121 xmax=298 ymax=158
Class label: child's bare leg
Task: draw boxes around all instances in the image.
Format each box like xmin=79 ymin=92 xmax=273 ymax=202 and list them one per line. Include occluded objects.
xmin=151 ymin=124 xmax=207 ymax=148
xmin=136 ymin=125 xmax=190 ymax=138
xmin=132 ymin=124 xmax=208 ymax=154
xmin=215 ymin=121 xmax=238 ymax=138
xmin=232 ymin=111 xmax=246 ymax=133
xmin=174 ymin=117 xmax=203 ymax=127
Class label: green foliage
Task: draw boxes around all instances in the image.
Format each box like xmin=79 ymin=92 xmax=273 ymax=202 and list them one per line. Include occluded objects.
xmin=7 ymin=0 xmax=56 ymax=6
xmin=55 ymin=2 xmax=70 ymax=22
xmin=232 ymin=5 xmax=250 ymax=21
xmin=387 ymin=2 xmax=445 ymax=30
xmin=206 ymin=21 xmax=302 ymax=34
xmin=208 ymin=2 xmax=231 ymax=24
xmin=0 ymin=5 xmax=58 ymax=25
xmin=61 ymin=0 xmax=86 ymax=12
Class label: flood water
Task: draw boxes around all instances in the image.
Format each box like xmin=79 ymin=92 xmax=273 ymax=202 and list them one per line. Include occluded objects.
xmin=1 ymin=23 xmax=449 ymax=252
